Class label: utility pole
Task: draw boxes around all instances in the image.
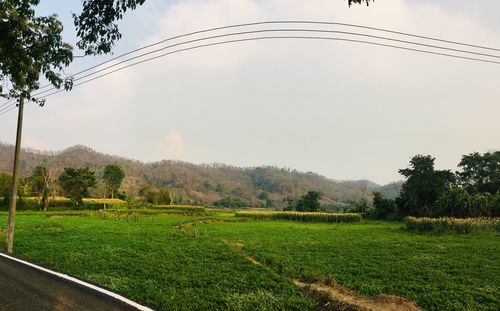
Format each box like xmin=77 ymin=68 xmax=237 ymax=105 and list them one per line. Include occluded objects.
xmin=6 ymin=96 xmax=24 ymax=254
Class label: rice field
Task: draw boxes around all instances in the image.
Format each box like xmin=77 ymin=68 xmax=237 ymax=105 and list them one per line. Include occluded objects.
xmin=235 ymin=211 xmax=362 ymax=223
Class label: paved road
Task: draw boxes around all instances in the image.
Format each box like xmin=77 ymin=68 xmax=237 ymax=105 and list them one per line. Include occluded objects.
xmin=0 ymin=255 xmax=142 ymax=311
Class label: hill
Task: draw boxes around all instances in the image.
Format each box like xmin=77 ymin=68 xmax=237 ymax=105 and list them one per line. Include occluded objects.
xmin=0 ymin=143 xmax=401 ymax=207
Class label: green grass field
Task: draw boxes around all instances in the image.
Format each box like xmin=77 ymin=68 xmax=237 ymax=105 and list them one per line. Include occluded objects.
xmin=0 ymin=210 xmax=498 ymax=310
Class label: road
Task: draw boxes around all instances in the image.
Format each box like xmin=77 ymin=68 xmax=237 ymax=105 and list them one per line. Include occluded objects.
xmin=0 ymin=254 xmax=146 ymax=311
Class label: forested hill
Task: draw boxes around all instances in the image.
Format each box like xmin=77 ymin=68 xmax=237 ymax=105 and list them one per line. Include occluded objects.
xmin=0 ymin=143 xmax=401 ymax=207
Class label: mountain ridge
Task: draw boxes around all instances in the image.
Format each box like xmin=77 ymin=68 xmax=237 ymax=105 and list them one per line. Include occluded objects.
xmin=0 ymin=142 xmax=402 ymax=207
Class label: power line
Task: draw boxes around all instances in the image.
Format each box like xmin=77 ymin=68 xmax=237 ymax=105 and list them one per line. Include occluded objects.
xmin=1 ymin=21 xmax=500 ymax=116
xmin=22 ymin=34 xmax=500 ymax=103
xmin=22 ymin=20 xmax=500 ymax=95
xmin=15 ymin=28 xmax=500 ymax=100
xmin=2 ymin=33 xmax=500 ymax=116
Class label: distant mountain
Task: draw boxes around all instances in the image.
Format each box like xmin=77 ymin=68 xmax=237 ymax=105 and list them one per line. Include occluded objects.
xmin=0 ymin=143 xmax=401 ymax=207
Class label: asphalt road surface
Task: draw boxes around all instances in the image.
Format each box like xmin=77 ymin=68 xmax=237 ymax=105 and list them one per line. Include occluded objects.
xmin=0 ymin=255 xmax=143 ymax=311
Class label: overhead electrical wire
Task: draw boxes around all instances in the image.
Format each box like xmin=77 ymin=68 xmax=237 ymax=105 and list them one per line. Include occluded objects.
xmin=1 ymin=21 xmax=500 ymax=117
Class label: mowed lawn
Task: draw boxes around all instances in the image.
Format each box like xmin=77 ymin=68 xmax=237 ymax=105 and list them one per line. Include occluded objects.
xmin=0 ymin=211 xmax=499 ymax=310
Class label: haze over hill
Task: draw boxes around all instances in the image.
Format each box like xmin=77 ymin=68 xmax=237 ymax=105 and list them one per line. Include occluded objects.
xmin=0 ymin=143 xmax=401 ymax=207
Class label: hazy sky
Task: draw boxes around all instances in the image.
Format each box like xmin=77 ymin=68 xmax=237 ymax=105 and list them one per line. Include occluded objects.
xmin=1 ymin=0 xmax=499 ymax=184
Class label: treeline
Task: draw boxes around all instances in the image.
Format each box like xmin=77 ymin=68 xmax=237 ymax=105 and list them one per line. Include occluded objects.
xmin=370 ymin=151 xmax=500 ymax=219
xmin=0 ymin=164 xmax=126 ymax=209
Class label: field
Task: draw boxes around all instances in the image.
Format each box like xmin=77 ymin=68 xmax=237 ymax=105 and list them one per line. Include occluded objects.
xmin=0 ymin=210 xmax=499 ymax=310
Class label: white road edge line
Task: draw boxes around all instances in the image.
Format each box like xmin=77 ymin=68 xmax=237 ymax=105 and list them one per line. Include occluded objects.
xmin=0 ymin=252 xmax=154 ymax=311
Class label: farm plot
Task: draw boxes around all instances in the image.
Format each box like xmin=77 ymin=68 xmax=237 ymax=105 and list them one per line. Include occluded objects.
xmin=0 ymin=211 xmax=498 ymax=310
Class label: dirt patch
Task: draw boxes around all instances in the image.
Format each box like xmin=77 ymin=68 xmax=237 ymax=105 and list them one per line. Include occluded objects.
xmin=294 ymin=280 xmax=421 ymax=311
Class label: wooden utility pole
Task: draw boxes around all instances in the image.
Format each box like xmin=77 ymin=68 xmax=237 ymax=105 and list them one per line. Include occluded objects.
xmin=6 ymin=96 xmax=24 ymax=254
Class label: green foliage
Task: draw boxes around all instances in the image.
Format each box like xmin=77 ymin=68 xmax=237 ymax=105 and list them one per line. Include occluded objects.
xmin=58 ymin=167 xmax=96 ymax=207
xmin=405 ymin=216 xmax=500 ymax=234
xmin=397 ymin=155 xmax=455 ymax=216
xmin=0 ymin=0 xmax=73 ymax=102
xmin=435 ymin=188 xmax=500 ymax=218
xmin=457 ymin=151 xmax=500 ymax=194
xmin=0 ymin=172 xmax=12 ymax=202
xmin=74 ymin=0 xmax=146 ymax=55
xmin=214 ymin=196 xmax=247 ymax=208
xmin=102 ymin=164 xmax=125 ymax=198
xmin=140 ymin=185 xmax=173 ymax=205
xmin=296 ymin=191 xmax=322 ymax=212
xmin=215 ymin=183 xmax=224 ymax=193
xmin=236 ymin=211 xmax=362 ymax=223
xmin=370 ymin=191 xmax=397 ymax=219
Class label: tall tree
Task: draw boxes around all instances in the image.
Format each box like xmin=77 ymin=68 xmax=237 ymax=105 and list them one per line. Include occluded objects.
xmin=102 ymin=164 xmax=125 ymax=198
xmin=456 ymin=151 xmax=500 ymax=194
xmin=31 ymin=165 xmax=56 ymax=211
xmin=397 ymin=155 xmax=455 ymax=216
xmin=58 ymin=167 xmax=96 ymax=207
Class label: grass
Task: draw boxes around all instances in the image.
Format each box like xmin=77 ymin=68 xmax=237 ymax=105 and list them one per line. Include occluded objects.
xmin=0 ymin=211 xmax=498 ymax=310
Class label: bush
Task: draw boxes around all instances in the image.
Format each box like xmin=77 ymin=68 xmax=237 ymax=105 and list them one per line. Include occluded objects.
xmin=235 ymin=211 xmax=362 ymax=223
xmin=405 ymin=216 xmax=500 ymax=234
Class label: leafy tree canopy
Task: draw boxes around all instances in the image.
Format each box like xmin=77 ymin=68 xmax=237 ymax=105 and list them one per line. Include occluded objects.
xmin=457 ymin=151 xmax=500 ymax=194
xmin=0 ymin=0 xmax=73 ymax=102
xmin=296 ymin=191 xmax=322 ymax=212
xmin=74 ymin=0 xmax=146 ymax=55
xmin=397 ymin=155 xmax=455 ymax=216
xmin=58 ymin=167 xmax=96 ymax=207
xmin=103 ymin=163 xmax=125 ymax=198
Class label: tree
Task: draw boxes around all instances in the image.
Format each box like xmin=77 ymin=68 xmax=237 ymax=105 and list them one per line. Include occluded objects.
xmin=296 ymin=191 xmax=322 ymax=212
xmin=102 ymin=164 xmax=125 ymax=198
xmin=31 ymin=165 xmax=56 ymax=211
xmin=58 ymin=167 xmax=96 ymax=207
xmin=397 ymin=155 xmax=455 ymax=216
xmin=456 ymin=151 xmax=500 ymax=194
xmin=372 ymin=191 xmax=396 ymax=219
xmin=0 ymin=173 xmax=12 ymax=203
xmin=93 ymin=180 xmax=110 ymax=209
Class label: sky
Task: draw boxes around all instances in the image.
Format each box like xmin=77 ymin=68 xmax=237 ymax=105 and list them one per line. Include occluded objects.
xmin=1 ymin=0 xmax=500 ymax=184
